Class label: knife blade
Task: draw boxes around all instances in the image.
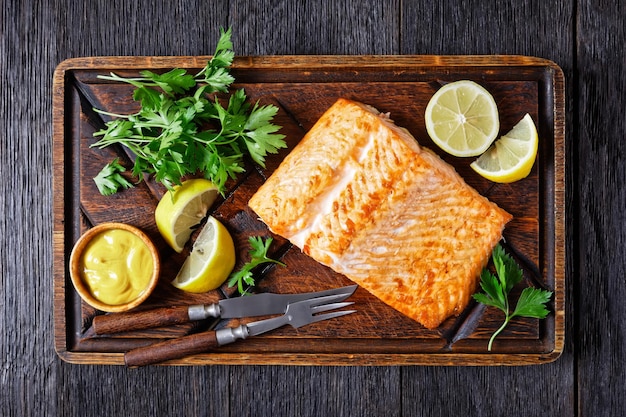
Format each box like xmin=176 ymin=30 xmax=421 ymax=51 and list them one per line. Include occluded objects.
xmin=91 ymin=285 xmax=357 ymax=335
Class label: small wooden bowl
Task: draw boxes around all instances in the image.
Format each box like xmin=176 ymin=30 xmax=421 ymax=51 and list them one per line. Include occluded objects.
xmin=69 ymin=222 xmax=160 ymax=313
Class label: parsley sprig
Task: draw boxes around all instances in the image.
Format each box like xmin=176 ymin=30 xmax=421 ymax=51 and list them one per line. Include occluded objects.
xmin=90 ymin=27 xmax=285 ymax=195
xmin=228 ymin=236 xmax=285 ymax=295
xmin=93 ymin=158 xmax=134 ymax=196
xmin=472 ymin=244 xmax=553 ymax=351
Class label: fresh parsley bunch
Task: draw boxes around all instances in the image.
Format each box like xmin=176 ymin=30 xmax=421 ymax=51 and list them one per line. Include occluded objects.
xmin=473 ymin=244 xmax=553 ymax=351
xmin=91 ymin=27 xmax=286 ymax=195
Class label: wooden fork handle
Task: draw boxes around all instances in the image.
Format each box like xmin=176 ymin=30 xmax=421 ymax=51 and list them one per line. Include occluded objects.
xmin=124 ymin=331 xmax=220 ymax=367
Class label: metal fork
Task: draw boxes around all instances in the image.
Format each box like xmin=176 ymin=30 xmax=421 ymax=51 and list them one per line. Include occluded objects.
xmin=124 ymin=293 xmax=356 ymax=367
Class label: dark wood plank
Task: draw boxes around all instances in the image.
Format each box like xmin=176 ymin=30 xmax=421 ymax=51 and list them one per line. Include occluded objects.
xmin=229 ymin=0 xmax=401 ymax=55
xmin=56 ymin=366 xmax=231 ymax=416
xmin=2 ymin=1 xmax=70 ymax=417
xmin=576 ymin=0 xmax=626 ymax=416
xmin=401 ymin=362 xmax=573 ymax=416
xmin=400 ymin=0 xmax=576 ymax=416
xmin=228 ymin=366 xmax=401 ymax=417
xmin=6 ymin=0 xmax=612 ymax=414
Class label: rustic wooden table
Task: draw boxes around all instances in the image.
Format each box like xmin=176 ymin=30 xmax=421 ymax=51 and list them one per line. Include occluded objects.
xmin=1 ymin=0 xmax=624 ymax=415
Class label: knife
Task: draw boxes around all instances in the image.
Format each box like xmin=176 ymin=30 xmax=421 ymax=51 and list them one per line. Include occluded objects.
xmin=91 ymin=285 xmax=358 ymax=335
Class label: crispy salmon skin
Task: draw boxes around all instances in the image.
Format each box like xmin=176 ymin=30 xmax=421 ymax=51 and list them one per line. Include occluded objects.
xmin=249 ymin=98 xmax=512 ymax=329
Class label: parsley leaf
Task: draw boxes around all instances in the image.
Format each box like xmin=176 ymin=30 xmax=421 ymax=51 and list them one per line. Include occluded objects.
xmin=196 ymin=27 xmax=236 ymax=93
xmin=472 ymin=243 xmax=553 ymax=351
xmin=93 ymin=158 xmax=134 ymax=196
xmin=138 ymin=68 xmax=196 ymax=95
xmin=241 ymin=102 xmax=285 ymax=166
xmin=513 ymin=288 xmax=552 ymax=318
xmin=227 ymin=237 xmax=285 ymax=295
xmin=90 ymin=27 xmax=285 ymax=195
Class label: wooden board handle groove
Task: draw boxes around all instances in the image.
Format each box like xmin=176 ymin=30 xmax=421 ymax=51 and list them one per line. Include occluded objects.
xmin=92 ymin=306 xmax=190 ymax=335
xmin=124 ymin=331 xmax=219 ymax=367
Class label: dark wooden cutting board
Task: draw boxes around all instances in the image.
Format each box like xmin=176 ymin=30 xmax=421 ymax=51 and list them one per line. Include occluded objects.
xmin=52 ymin=55 xmax=565 ymax=365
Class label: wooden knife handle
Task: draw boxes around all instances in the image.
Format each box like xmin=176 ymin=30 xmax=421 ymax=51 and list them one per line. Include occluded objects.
xmin=124 ymin=331 xmax=219 ymax=367
xmin=92 ymin=306 xmax=191 ymax=335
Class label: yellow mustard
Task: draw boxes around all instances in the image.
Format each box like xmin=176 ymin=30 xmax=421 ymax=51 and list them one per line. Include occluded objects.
xmin=80 ymin=229 xmax=154 ymax=305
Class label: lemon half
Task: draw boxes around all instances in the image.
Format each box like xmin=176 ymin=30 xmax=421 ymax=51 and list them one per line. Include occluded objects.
xmin=425 ymin=80 xmax=500 ymax=157
xmin=171 ymin=216 xmax=236 ymax=293
xmin=470 ymin=113 xmax=538 ymax=183
xmin=155 ymin=179 xmax=219 ymax=253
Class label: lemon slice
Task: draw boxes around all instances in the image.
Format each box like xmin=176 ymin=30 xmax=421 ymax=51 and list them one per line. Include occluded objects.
xmin=171 ymin=216 xmax=236 ymax=293
xmin=155 ymin=179 xmax=219 ymax=253
xmin=470 ymin=113 xmax=538 ymax=183
xmin=425 ymin=80 xmax=500 ymax=157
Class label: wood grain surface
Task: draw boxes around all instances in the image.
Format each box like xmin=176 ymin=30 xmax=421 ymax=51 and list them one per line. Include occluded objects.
xmin=1 ymin=0 xmax=624 ymax=416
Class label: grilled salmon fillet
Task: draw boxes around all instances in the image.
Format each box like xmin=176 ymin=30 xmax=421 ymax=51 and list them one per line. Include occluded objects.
xmin=249 ymin=98 xmax=512 ymax=329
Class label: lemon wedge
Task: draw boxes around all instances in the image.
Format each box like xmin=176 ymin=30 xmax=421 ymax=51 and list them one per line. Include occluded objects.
xmin=425 ymin=80 xmax=500 ymax=157
xmin=171 ymin=216 xmax=236 ymax=293
xmin=470 ymin=113 xmax=538 ymax=183
xmin=155 ymin=179 xmax=219 ymax=253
